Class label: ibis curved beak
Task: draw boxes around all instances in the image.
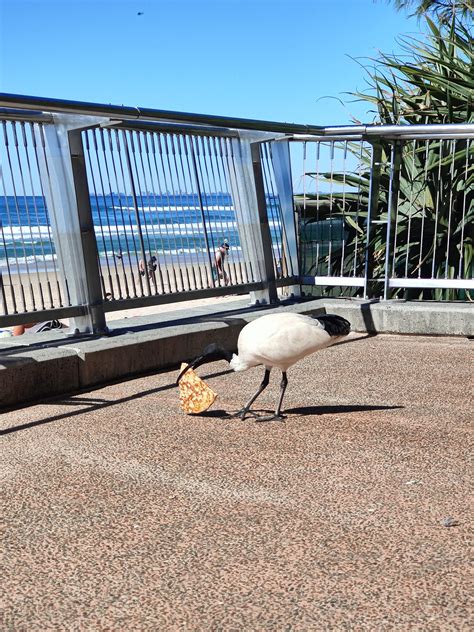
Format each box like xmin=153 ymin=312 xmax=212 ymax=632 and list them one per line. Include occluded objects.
xmin=176 ymin=344 xmax=233 ymax=385
xmin=176 ymin=354 xmax=206 ymax=385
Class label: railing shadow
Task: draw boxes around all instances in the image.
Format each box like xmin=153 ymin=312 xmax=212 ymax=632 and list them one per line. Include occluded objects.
xmin=0 ymin=368 xmax=233 ymax=435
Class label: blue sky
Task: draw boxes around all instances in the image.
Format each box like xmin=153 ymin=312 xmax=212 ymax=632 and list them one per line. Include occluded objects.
xmin=0 ymin=0 xmax=422 ymax=127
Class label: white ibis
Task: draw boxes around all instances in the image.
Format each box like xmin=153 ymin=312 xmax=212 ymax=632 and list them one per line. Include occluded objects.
xmin=177 ymin=312 xmax=351 ymax=422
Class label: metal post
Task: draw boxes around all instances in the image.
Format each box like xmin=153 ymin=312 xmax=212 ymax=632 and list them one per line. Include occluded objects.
xmin=270 ymin=139 xmax=301 ymax=297
xmin=364 ymin=141 xmax=383 ymax=299
xmin=251 ymin=142 xmax=278 ymax=304
xmin=383 ymin=141 xmax=402 ymax=300
xmin=68 ymin=129 xmax=107 ymax=334
xmin=34 ymin=114 xmax=109 ymax=334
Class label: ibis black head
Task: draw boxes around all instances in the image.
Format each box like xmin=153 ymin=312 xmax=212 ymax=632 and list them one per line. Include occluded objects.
xmin=176 ymin=343 xmax=233 ymax=384
xmin=316 ymin=314 xmax=351 ymax=337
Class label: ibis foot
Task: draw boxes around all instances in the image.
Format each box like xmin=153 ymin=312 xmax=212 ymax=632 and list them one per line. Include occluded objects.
xmin=255 ymin=413 xmax=286 ymax=423
xmin=230 ymin=409 xmax=259 ymax=421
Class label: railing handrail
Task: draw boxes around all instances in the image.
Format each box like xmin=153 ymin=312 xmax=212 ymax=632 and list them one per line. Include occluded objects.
xmin=0 ymin=92 xmax=324 ymax=135
xmin=2 ymin=94 xmax=472 ymax=139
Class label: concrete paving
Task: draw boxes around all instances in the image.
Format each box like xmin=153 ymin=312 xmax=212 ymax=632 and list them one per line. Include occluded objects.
xmin=2 ymin=333 xmax=472 ymax=630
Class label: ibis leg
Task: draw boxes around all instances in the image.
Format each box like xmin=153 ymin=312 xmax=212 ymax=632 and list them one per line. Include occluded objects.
xmin=231 ymin=369 xmax=270 ymax=420
xmin=255 ymin=372 xmax=287 ymax=423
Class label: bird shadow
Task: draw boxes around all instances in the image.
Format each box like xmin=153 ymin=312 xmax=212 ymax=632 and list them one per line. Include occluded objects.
xmin=284 ymin=404 xmax=403 ymax=416
xmin=191 ymin=403 xmax=403 ymax=420
xmin=189 ymin=409 xmax=231 ymax=419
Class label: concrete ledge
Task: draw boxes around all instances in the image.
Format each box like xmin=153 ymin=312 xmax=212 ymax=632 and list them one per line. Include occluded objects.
xmin=1 ymin=298 xmax=472 ymax=410
xmin=0 ymin=346 xmax=79 ymax=410
xmin=316 ymin=299 xmax=474 ymax=337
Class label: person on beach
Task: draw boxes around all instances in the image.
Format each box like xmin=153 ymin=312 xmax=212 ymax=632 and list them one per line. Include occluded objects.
xmin=139 ymin=256 xmax=157 ymax=279
xmin=214 ymin=240 xmax=230 ymax=285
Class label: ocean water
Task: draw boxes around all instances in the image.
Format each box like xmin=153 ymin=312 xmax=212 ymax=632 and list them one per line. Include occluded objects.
xmin=0 ymin=193 xmax=281 ymax=272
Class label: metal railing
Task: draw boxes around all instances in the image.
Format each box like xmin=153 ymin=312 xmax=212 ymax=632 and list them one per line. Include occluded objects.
xmin=0 ymin=94 xmax=300 ymax=332
xmin=294 ymin=127 xmax=473 ymax=300
xmin=0 ymin=93 xmax=472 ymax=335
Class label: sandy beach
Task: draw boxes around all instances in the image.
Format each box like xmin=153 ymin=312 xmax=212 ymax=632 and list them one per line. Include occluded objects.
xmin=1 ymin=256 xmax=253 ymax=328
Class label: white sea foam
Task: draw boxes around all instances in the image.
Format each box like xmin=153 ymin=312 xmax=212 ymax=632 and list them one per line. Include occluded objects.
xmin=2 ymin=218 xmax=281 ymax=241
xmin=112 ymin=204 xmax=235 ymax=213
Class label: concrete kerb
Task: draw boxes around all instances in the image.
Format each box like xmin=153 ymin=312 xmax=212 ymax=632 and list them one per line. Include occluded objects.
xmin=0 ymin=298 xmax=472 ymax=410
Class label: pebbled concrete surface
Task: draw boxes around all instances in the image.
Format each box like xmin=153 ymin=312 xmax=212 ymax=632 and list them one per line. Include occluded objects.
xmin=1 ymin=334 xmax=473 ymax=630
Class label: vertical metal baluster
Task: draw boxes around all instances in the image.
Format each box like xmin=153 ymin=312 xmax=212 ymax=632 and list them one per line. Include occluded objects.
xmin=315 ymin=142 xmax=321 ymax=276
xmin=160 ymin=134 xmax=186 ymax=292
xmin=206 ymin=136 xmax=237 ymax=283
xmin=261 ymin=143 xmax=282 ymax=278
xmin=138 ymin=132 xmax=166 ymax=294
xmin=193 ymin=136 xmax=219 ymax=286
xmin=189 ymin=136 xmax=214 ymax=288
xmin=128 ymin=130 xmax=154 ymax=295
xmin=157 ymin=134 xmax=185 ymax=291
xmin=143 ymin=132 xmax=171 ymax=292
xmin=203 ymin=136 xmax=235 ymax=285
xmin=200 ymin=136 xmax=229 ymax=284
xmin=179 ymin=135 xmax=204 ymax=289
xmin=328 ymin=141 xmax=335 ymax=277
xmin=20 ymin=122 xmax=46 ymax=310
xmin=405 ymin=140 xmax=417 ymax=278
xmin=115 ymin=129 xmax=141 ymax=297
xmin=431 ymin=139 xmax=443 ymax=280
xmin=300 ymin=141 xmax=307 ymax=277
xmin=2 ymin=121 xmax=27 ymax=311
xmin=353 ymin=142 xmax=364 ymax=279
xmin=12 ymin=121 xmax=37 ymax=310
xmin=137 ymin=130 xmax=165 ymax=295
xmin=173 ymin=134 xmax=198 ymax=290
xmin=98 ymin=128 xmax=125 ymax=298
xmin=226 ymin=138 xmax=246 ymax=284
xmin=28 ymin=123 xmax=54 ymax=309
xmin=364 ymin=141 xmax=382 ymax=299
xmin=341 ymin=141 xmax=348 ymax=278
xmin=181 ymin=136 xmax=205 ymax=288
xmin=164 ymin=134 xmax=191 ymax=290
xmin=93 ymin=129 xmax=121 ymax=299
xmin=134 ymin=130 xmax=164 ymax=294
xmin=219 ymin=137 xmax=250 ymax=283
xmin=444 ymin=139 xmax=456 ymax=279
xmin=458 ymin=139 xmax=470 ymax=278
xmin=178 ymin=134 xmax=199 ymax=288
xmin=384 ymin=141 xmax=402 ymax=300
xmin=100 ymin=128 xmax=129 ymax=299
xmin=391 ymin=144 xmax=402 ymax=281
xmin=417 ymin=141 xmax=430 ymax=278
xmin=259 ymin=144 xmax=273 ymax=274
xmin=84 ymin=130 xmax=111 ymax=299
xmin=0 ymin=160 xmax=17 ymax=314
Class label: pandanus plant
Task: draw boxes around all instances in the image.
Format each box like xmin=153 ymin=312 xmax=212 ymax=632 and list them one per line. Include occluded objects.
xmin=298 ymin=17 xmax=473 ymax=299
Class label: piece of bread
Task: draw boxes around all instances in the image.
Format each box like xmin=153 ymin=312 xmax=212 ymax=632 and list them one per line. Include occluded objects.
xmin=178 ymin=363 xmax=217 ymax=414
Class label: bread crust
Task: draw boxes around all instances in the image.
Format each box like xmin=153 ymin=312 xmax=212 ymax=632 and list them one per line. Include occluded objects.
xmin=178 ymin=363 xmax=217 ymax=414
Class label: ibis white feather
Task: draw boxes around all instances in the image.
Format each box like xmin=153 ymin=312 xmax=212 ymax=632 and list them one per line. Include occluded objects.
xmin=178 ymin=312 xmax=351 ymax=422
